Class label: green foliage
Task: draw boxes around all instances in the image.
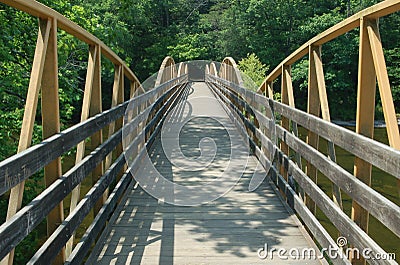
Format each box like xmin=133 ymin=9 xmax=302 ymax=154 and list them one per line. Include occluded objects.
xmin=385 ymin=48 xmax=400 ymax=114
xmin=238 ymin=53 xmax=269 ymax=89
xmin=168 ymin=33 xmax=208 ymax=61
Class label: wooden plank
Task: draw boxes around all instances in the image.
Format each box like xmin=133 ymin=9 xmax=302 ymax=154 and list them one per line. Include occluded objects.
xmin=130 ymin=81 xmax=137 ymax=98
xmin=274 ymin=182 xmax=351 ymax=265
xmin=0 ymin=100 xmax=127 ymax=196
xmin=208 ymin=83 xmax=255 ymax=150
xmin=213 ymin=77 xmax=400 ymax=239
xmin=264 ymin=167 xmax=350 ymax=265
xmin=212 ymin=73 xmax=394 ymax=231
xmin=114 ymin=66 xmax=125 ymax=180
xmin=273 ymin=124 xmax=400 ymax=238
xmin=117 ymin=203 xmax=287 ymax=213
xmin=365 ymin=0 xmax=400 ymax=19
xmin=90 ymin=83 xmax=323 ymax=265
xmin=65 ymin=171 xmax=132 ymax=265
xmin=94 ymin=256 xmax=319 ymax=265
xmin=28 ymin=154 xmax=126 ymax=264
xmin=144 ymin=83 xmax=186 ymax=139
xmin=209 ymin=75 xmax=400 ymax=181
xmin=124 ymin=84 xmax=187 ymax=175
xmin=123 ymin=80 xmax=187 ymax=144
xmin=263 ymin=97 xmax=400 ymax=180
xmin=0 ymin=129 xmax=122 ymax=262
xmin=4 ymin=18 xmax=50 ymax=212
xmin=155 ymin=56 xmax=175 ymax=87
xmin=275 ymin=150 xmax=397 ymax=265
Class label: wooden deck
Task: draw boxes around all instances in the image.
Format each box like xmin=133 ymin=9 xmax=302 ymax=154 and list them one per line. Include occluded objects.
xmin=89 ymin=83 xmax=324 ymax=264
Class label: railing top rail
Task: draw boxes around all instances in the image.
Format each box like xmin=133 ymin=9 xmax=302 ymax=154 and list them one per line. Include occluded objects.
xmin=220 ymin=57 xmax=244 ymax=86
xmin=155 ymin=56 xmax=177 ymax=87
xmin=258 ymin=0 xmax=400 ymax=90
xmin=0 ymin=0 xmax=140 ymax=84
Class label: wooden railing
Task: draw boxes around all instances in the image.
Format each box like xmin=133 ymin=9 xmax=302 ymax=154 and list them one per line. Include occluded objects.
xmin=0 ymin=63 xmax=188 ymax=264
xmin=207 ymin=71 xmax=400 ymax=265
xmin=0 ymin=0 xmax=189 ymax=263
xmin=207 ymin=1 xmax=400 ymax=263
xmin=256 ymin=2 xmax=400 ymax=236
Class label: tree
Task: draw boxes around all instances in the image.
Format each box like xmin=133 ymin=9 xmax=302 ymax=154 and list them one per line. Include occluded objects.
xmin=238 ymin=53 xmax=269 ymax=90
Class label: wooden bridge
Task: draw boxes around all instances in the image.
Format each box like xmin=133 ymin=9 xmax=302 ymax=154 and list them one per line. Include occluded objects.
xmin=0 ymin=0 xmax=399 ymax=264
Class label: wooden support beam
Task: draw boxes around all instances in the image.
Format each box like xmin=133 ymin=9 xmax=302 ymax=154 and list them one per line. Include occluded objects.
xmin=280 ymin=65 xmax=294 ymax=181
xmin=352 ymin=18 xmax=377 ymax=265
xmin=367 ymin=16 xmax=400 ymax=205
xmin=130 ymin=81 xmax=138 ymax=98
xmin=312 ymin=46 xmax=343 ymax=210
xmin=40 ymin=18 xmax=65 ymax=264
xmin=103 ymin=64 xmax=122 ymax=203
xmin=267 ymin=81 xmax=274 ymax=99
xmin=116 ymin=67 xmax=125 ymax=159
xmin=66 ymin=44 xmax=99 ymax=257
xmin=1 ymin=18 xmax=52 ymax=265
xmin=264 ymin=81 xmax=274 ymax=159
xmin=367 ymin=20 xmax=400 ymax=149
xmin=282 ymin=69 xmax=300 ymax=172
xmin=90 ymin=46 xmax=104 ymax=216
xmin=305 ymin=45 xmax=321 ymax=214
